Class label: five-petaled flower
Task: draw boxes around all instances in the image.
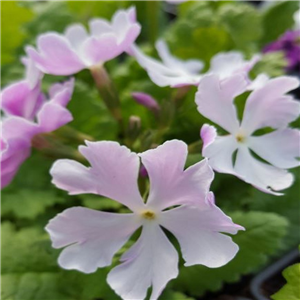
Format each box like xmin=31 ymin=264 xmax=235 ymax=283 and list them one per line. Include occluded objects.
xmin=26 ymin=7 xmax=141 ymax=76
xmin=131 ymin=39 xmax=260 ymax=88
xmin=1 ymin=59 xmax=74 ymax=188
xmin=46 ymin=140 xmax=244 ymax=300
xmin=196 ymin=74 xmax=300 ymax=195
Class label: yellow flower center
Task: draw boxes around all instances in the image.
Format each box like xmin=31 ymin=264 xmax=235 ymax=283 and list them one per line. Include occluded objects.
xmin=236 ymin=134 xmax=246 ymax=143
xmin=141 ymin=210 xmax=156 ymax=220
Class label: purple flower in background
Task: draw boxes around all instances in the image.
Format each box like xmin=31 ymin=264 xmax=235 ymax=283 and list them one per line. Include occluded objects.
xmin=196 ymin=74 xmax=300 ymax=195
xmin=263 ymin=30 xmax=300 ymax=71
xmin=132 ymin=39 xmax=261 ymax=88
xmin=1 ymin=60 xmax=74 ymax=188
xmin=26 ymin=7 xmax=141 ymax=76
xmin=46 ymin=140 xmax=244 ymax=300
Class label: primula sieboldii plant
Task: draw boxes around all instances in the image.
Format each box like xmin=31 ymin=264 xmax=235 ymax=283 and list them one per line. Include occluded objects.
xmin=131 ymin=39 xmax=261 ymax=88
xmin=2 ymin=3 xmax=300 ymax=300
xmin=1 ymin=58 xmax=74 ymax=188
xmin=196 ymin=74 xmax=300 ymax=195
xmin=46 ymin=140 xmax=244 ymax=300
xmin=26 ymin=7 xmax=141 ymax=75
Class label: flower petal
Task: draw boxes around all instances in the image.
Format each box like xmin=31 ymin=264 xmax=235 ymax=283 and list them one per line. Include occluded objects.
xmin=201 ymin=125 xmax=238 ymax=174
xmin=37 ymin=78 xmax=74 ymax=132
xmin=1 ymin=80 xmax=44 ymax=120
xmin=107 ymin=223 xmax=178 ymax=300
xmin=46 ymin=207 xmax=141 ymax=273
xmin=235 ymin=146 xmax=294 ymax=195
xmin=208 ymin=51 xmax=259 ymax=79
xmin=64 ymin=24 xmax=89 ymax=51
xmin=249 ymin=128 xmax=300 ymax=169
xmin=50 ymin=159 xmax=98 ymax=195
xmin=139 ymin=140 xmax=214 ymax=210
xmin=37 ymin=102 xmax=73 ymax=133
xmin=160 ymin=203 xmax=243 ymax=268
xmin=196 ymin=74 xmax=247 ymax=134
xmin=241 ymin=76 xmax=300 ymax=134
xmin=26 ymin=33 xmax=85 ymax=75
xmin=79 ymin=141 xmax=144 ymax=211
xmin=155 ymin=40 xmax=204 ymax=74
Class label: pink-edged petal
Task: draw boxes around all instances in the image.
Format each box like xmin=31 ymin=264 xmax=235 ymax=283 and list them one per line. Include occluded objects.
xmin=111 ymin=7 xmax=141 ymax=45
xmin=160 ymin=203 xmax=243 ymax=268
xmin=249 ymin=128 xmax=300 ymax=169
xmin=89 ymin=19 xmax=112 ymax=37
xmin=2 ymin=117 xmax=40 ymax=141
xmin=50 ymin=159 xmax=99 ymax=195
xmin=64 ymin=24 xmax=89 ymax=51
xmin=241 ymin=76 xmax=300 ymax=134
xmin=139 ymin=140 xmax=214 ymax=210
xmin=79 ymin=141 xmax=144 ymax=211
xmin=1 ymin=80 xmax=44 ymax=120
xmin=208 ymin=52 xmax=259 ymax=79
xmin=201 ymin=124 xmax=238 ymax=174
xmin=155 ymin=40 xmax=204 ymax=74
xmin=37 ymin=102 xmax=73 ymax=133
xmin=82 ymin=35 xmax=122 ymax=66
xmin=148 ymin=70 xmax=200 ymax=88
xmin=235 ymin=146 xmax=294 ymax=195
xmin=48 ymin=77 xmax=75 ymax=107
xmin=26 ymin=33 xmax=85 ymax=75
xmin=1 ymin=137 xmax=31 ymax=189
xmin=196 ymin=74 xmax=247 ymax=134
xmin=46 ymin=207 xmax=141 ymax=273
xmin=247 ymin=73 xmax=270 ymax=91
xmin=22 ymin=56 xmax=44 ymax=89
xmin=107 ymin=223 xmax=178 ymax=300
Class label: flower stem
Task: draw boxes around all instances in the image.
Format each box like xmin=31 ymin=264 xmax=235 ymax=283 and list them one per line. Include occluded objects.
xmin=90 ymin=64 xmax=124 ymax=135
xmin=146 ymin=0 xmax=160 ymax=45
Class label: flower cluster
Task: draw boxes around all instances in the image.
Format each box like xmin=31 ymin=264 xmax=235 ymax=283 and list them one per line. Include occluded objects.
xmin=1 ymin=4 xmax=300 ymax=300
xmin=1 ymin=58 xmax=74 ymax=188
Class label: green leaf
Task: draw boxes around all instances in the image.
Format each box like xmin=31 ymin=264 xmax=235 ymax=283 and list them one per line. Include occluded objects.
xmin=247 ymin=169 xmax=300 ymax=251
xmin=272 ymin=263 xmax=300 ymax=300
xmin=218 ymin=3 xmax=262 ymax=53
xmin=160 ymin=290 xmax=195 ymax=300
xmin=173 ymin=211 xmax=289 ymax=297
xmin=1 ymin=222 xmax=120 ymax=300
xmin=67 ymin=1 xmax=130 ymax=22
xmin=68 ymin=79 xmax=118 ymax=140
xmin=81 ymin=195 xmax=123 ymax=211
xmin=2 ymin=189 xmax=64 ymax=220
xmin=260 ymin=1 xmax=299 ymax=45
xmin=1 ymin=1 xmax=33 ymax=64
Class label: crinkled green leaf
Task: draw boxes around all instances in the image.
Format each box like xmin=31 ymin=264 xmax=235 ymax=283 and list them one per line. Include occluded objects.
xmin=1 ymin=273 xmax=73 ymax=300
xmin=218 ymin=3 xmax=262 ymax=53
xmin=2 ymin=189 xmax=64 ymax=220
xmin=260 ymin=1 xmax=299 ymax=45
xmin=1 ymin=1 xmax=33 ymax=64
xmin=251 ymin=52 xmax=287 ymax=78
xmin=247 ymin=169 xmax=300 ymax=251
xmin=1 ymin=223 xmax=120 ymax=300
xmin=272 ymin=263 xmax=300 ymax=300
xmin=173 ymin=211 xmax=289 ymax=296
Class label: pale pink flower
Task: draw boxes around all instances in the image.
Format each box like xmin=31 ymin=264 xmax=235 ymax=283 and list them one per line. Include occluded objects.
xmin=131 ymin=39 xmax=260 ymax=88
xmin=26 ymin=7 xmax=141 ymax=76
xmin=46 ymin=140 xmax=243 ymax=300
xmin=1 ymin=61 xmax=74 ymax=188
xmin=196 ymin=74 xmax=300 ymax=195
